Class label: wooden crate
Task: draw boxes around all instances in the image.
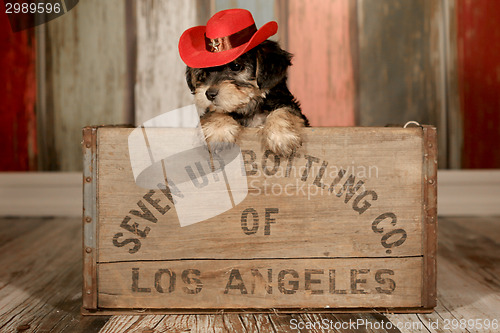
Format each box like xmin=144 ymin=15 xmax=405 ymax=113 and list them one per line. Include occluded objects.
xmin=82 ymin=126 xmax=437 ymax=314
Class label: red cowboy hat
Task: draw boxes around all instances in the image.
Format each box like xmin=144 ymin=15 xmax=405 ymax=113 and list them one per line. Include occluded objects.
xmin=179 ymin=9 xmax=278 ymax=68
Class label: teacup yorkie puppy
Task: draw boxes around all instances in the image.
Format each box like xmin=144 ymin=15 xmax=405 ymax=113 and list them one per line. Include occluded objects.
xmin=179 ymin=9 xmax=309 ymax=156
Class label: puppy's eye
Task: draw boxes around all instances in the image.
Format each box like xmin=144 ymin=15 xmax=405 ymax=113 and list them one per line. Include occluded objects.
xmin=229 ymin=62 xmax=243 ymax=71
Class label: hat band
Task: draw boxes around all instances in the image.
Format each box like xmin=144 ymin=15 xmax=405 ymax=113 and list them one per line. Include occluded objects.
xmin=204 ymin=24 xmax=257 ymax=53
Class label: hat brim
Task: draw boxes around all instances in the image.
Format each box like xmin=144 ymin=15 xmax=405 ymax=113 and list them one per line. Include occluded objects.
xmin=179 ymin=21 xmax=278 ymax=68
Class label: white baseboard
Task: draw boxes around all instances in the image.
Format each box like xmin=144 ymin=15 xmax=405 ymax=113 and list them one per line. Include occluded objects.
xmin=0 ymin=172 xmax=82 ymax=217
xmin=438 ymin=170 xmax=500 ymax=216
xmin=0 ymin=170 xmax=499 ymax=217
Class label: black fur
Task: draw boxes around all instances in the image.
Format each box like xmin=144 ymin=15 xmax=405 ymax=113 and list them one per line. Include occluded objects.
xmin=185 ymin=40 xmax=309 ymax=127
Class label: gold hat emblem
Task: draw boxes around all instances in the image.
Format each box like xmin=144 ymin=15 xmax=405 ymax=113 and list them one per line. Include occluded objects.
xmin=209 ymin=39 xmax=221 ymax=52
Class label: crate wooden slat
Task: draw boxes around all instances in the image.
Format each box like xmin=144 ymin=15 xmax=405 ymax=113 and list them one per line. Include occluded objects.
xmin=82 ymin=126 xmax=437 ymax=314
xmin=98 ymin=257 xmax=423 ymax=309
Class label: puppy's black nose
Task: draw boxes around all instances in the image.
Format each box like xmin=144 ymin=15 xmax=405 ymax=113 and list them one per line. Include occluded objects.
xmin=205 ymin=88 xmax=218 ymax=101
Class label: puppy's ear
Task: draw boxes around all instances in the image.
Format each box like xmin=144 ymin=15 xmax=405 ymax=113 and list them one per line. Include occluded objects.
xmin=185 ymin=66 xmax=196 ymax=93
xmin=256 ymin=40 xmax=292 ymax=90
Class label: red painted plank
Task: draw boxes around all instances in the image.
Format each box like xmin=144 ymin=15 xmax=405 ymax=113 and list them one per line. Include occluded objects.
xmin=287 ymin=0 xmax=355 ymax=126
xmin=457 ymin=0 xmax=500 ymax=168
xmin=0 ymin=9 xmax=37 ymax=171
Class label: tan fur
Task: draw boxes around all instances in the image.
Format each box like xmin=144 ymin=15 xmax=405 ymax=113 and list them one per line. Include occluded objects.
xmin=194 ymin=76 xmax=264 ymax=114
xmin=262 ymin=108 xmax=305 ymax=156
xmin=216 ymin=81 xmax=258 ymax=112
xmin=246 ymin=113 xmax=267 ymax=127
xmin=194 ymin=86 xmax=212 ymax=111
xmin=201 ymin=112 xmax=242 ymax=144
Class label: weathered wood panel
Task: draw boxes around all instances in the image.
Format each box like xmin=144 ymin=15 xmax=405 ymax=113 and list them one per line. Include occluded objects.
xmin=0 ymin=172 xmax=81 ymax=216
xmin=44 ymin=0 xmax=129 ymax=171
xmin=0 ymin=218 xmax=110 ymax=333
xmin=98 ymin=312 xmax=404 ymax=332
xmin=215 ymin=0 xmax=275 ymax=32
xmin=97 ymin=128 xmax=425 ymax=263
xmin=457 ymin=0 xmax=500 ymax=168
xmin=134 ymin=1 xmax=206 ymax=125
xmin=287 ymin=0 xmax=356 ymax=127
xmin=429 ymin=0 xmax=451 ymax=169
xmin=274 ymin=0 xmax=289 ymax=49
xmin=0 ymin=10 xmax=37 ymax=171
xmin=98 ymin=257 xmax=422 ymax=309
xmin=357 ymin=1 xmax=444 ymax=162
xmin=99 ymin=315 xmax=164 ymax=333
xmin=442 ymin=0 xmax=462 ymax=169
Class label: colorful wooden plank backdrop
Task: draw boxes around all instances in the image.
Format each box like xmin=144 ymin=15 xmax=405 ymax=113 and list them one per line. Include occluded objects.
xmin=2 ymin=0 xmax=500 ymax=170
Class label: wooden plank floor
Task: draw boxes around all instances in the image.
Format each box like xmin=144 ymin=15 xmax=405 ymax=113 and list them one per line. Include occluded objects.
xmin=0 ymin=217 xmax=498 ymax=332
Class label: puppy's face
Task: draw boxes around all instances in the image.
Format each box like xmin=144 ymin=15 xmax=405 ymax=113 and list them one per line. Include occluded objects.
xmin=186 ymin=52 xmax=261 ymax=114
xmin=186 ymin=41 xmax=292 ymax=115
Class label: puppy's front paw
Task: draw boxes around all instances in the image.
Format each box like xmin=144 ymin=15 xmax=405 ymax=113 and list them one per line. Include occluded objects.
xmin=201 ymin=112 xmax=241 ymax=150
xmin=262 ymin=108 xmax=305 ymax=156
